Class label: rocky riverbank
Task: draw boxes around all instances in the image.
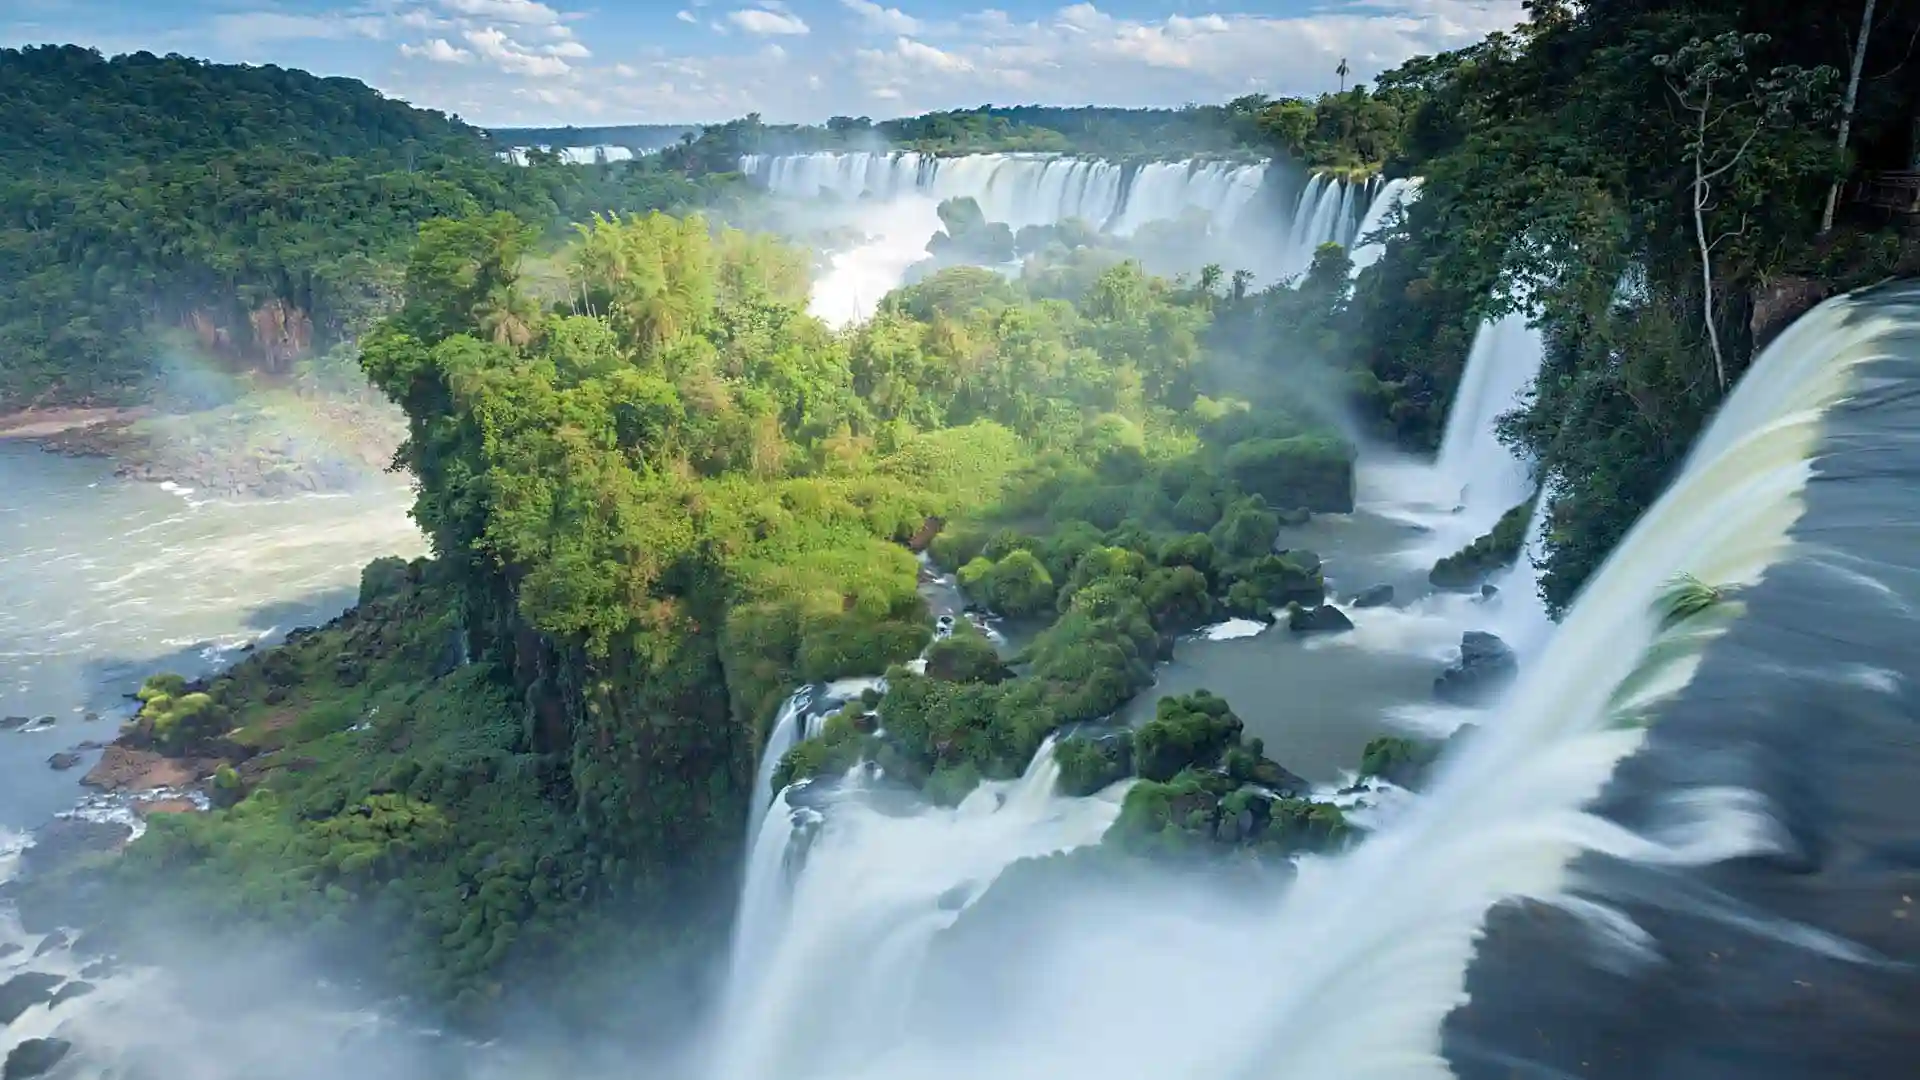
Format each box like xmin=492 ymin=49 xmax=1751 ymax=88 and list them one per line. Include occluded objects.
xmin=1 ymin=390 xmax=404 ymax=500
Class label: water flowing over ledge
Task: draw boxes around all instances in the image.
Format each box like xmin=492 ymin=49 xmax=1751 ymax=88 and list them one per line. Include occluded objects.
xmin=707 ymin=284 xmax=1920 ymax=1080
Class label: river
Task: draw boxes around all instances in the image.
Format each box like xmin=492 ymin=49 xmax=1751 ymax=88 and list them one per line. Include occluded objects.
xmin=0 ymin=442 xmax=422 ymax=836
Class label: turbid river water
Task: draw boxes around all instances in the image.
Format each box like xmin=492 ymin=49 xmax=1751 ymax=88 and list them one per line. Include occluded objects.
xmin=0 ymin=441 xmax=422 ymax=835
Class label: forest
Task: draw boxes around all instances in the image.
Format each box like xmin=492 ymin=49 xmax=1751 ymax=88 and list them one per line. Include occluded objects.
xmin=0 ymin=46 xmax=741 ymax=408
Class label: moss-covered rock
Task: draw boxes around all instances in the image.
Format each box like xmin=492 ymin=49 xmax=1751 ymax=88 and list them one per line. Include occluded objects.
xmin=1222 ymin=435 xmax=1355 ymax=513
xmin=1287 ymin=603 xmax=1354 ymax=634
xmin=1430 ymin=495 xmax=1535 ymax=591
xmin=923 ymin=628 xmax=1009 ymax=684
xmin=1053 ymin=732 xmax=1134 ymax=796
xmin=1133 ymin=690 xmax=1242 ymax=782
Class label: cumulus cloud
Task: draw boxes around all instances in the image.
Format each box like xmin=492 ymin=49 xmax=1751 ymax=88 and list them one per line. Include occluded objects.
xmin=439 ymin=0 xmax=562 ymax=26
xmin=464 ymin=25 xmax=572 ymax=76
xmin=677 ymin=10 xmax=697 ymax=23
xmin=399 ymin=37 xmax=474 ymax=63
xmin=841 ymin=0 xmax=919 ymax=35
xmin=726 ymin=6 xmax=810 ymax=36
xmin=209 ymin=11 xmax=385 ymax=49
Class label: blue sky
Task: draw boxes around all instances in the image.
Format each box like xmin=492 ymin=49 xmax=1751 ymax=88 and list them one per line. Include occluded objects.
xmin=1 ymin=0 xmax=1526 ymax=126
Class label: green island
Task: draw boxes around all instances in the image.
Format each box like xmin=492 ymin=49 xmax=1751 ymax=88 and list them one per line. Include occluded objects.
xmin=10 ymin=0 xmax=1920 ymax=1040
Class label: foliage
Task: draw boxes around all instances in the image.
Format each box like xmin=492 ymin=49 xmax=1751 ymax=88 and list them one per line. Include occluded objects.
xmin=1429 ymin=495 xmax=1536 ymax=591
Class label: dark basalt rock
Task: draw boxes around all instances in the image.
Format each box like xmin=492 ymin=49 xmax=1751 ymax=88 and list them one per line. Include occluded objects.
xmin=45 ymin=752 xmax=81 ymax=772
xmin=4 ymin=1038 xmax=72 ymax=1080
xmin=1434 ymin=631 xmax=1518 ymax=705
xmin=47 ymin=981 xmax=94 ymax=1009
xmin=1287 ymin=603 xmax=1354 ymax=634
xmin=1352 ymin=584 xmax=1395 ymax=608
xmin=0 ymin=972 xmax=63 ymax=1025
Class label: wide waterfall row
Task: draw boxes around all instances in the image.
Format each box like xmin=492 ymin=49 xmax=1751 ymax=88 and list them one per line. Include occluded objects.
xmin=742 ymin=150 xmax=1377 ymax=255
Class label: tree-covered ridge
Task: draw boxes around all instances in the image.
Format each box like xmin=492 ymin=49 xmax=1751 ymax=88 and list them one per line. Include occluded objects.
xmin=0 ymin=48 xmax=741 ymax=409
xmin=665 ymin=93 xmax=1424 ymax=175
xmin=0 ymin=46 xmax=482 ymax=180
xmin=39 ymin=207 xmax=1363 ymax=1018
xmin=1331 ymin=0 xmax=1920 ymax=614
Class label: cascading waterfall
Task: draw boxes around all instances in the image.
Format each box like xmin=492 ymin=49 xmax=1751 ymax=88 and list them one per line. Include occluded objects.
xmin=497 ymin=144 xmax=641 ymax=165
xmin=1350 ymin=177 xmax=1423 ymax=276
xmin=710 ymin=287 xmax=1911 ymax=1080
xmin=742 ymin=151 xmax=1394 ymax=324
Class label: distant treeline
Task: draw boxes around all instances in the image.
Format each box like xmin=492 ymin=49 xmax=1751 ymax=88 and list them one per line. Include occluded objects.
xmin=485 ymin=124 xmax=697 ymax=150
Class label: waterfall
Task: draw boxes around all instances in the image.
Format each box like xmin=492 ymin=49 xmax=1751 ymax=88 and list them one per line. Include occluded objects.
xmin=743 ymin=152 xmax=1371 ymax=323
xmin=1350 ymin=177 xmax=1423 ymax=276
xmin=496 ymin=144 xmax=639 ymax=165
xmin=707 ymin=286 xmax=1917 ymax=1080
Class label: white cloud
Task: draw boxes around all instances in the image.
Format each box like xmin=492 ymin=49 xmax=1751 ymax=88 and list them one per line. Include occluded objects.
xmin=841 ymin=0 xmax=919 ymax=35
xmin=726 ymin=7 xmax=810 ymax=36
xmin=892 ymin=37 xmax=970 ymax=73
xmin=677 ymin=10 xmax=697 ymax=23
xmin=464 ymin=25 xmax=572 ymax=76
xmin=542 ymin=39 xmax=591 ymax=57
xmin=439 ymin=0 xmax=562 ymax=26
xmin=400 ymin=37 xmax=475 ymax=63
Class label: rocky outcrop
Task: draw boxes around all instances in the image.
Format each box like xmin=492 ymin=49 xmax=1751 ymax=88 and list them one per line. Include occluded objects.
xmin=0 ymin=972 xmax=63 ymax=1025
xmin=1434 ymin=631 xmax=1519 ymax=705
xmin=81 ymin=745 xmax=209 ymax=792
xmin=46 ymin=752 xmax=81 ymax=771
xmin=1288 ymin=603 xmax=1355 ymax=634
xmin=4 ymin=1038 xmax=72 ymax=1080
xmin=1351 ymin=584 xmax=1395 ymax=608
xmin=1750 ymin=275 xmax=1834 ymax=352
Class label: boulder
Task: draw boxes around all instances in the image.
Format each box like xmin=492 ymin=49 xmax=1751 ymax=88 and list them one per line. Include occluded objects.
xmin=4 ymin=1038 xmax=72 ymax=1080
xmin=0 ymin=972 xmax=63 ymax=1025
xmin=1434 ymin=631 xmax=1519 ymax=705
xmin=31 ymin=932 xmax=67 ymax=958
xmin=1287 ymin=604 xmax=1354 ymax=634
xmin=45 ymin=752 xmax=81 ymax=772
xmin=1275 ymin=506 xmax=1312 ymax=527
xmin=0 ymin=945 xmax=17 ymax=961
xmin=1351 ymin=584 xmax=1395 ymax=609
xmin=0 ymin=717 xmax=28 ymax=732
xmin=48 ymin=981 xmax=94 ymax=1009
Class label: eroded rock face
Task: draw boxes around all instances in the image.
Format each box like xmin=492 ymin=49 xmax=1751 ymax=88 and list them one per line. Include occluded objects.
xmin=1434 ymin=631 xmax=1518 ymax=705
xmin=81 ymin=745 xmax=205 ymax=792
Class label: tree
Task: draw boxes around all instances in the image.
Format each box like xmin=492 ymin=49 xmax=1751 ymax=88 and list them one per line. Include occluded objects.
xmin=1654 ymin=33 xmax=1833 ymax=392
xmin=1337 ymin=57 xmax=1351 ymax=93
xmin=1820 ymin=0 xmax=1879 ymax=234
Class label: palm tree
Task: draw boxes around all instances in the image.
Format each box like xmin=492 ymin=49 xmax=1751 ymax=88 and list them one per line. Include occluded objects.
xmin=1337 ymin=58 xmax=1351 ymax=93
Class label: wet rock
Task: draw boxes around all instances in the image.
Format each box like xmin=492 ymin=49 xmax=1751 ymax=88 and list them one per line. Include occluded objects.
xmin=77 ymin=960 xmax=115 ymax=980
xmin=31 ymin=932 xmax=67 ymax=958
xmin=19 ymin=818 xmax=132 ymax=881
xmin=1275 ymin=506 xmax=1312 ymax=527
xmin=4 ymin=1037 xmax=72 ymax=1080
xmin=1480 ymin=583 xmax=1500 ymax=599
xmin=936 ymin=884 xmax=972 ymax=911
xmin=0 ymin=945 xmax=17 ymax=961
xmin=82 ymin=712 xmax=100 ymax=723
xmin=0 ymin=717 xmax=29 ymax=732
xmin=1352 ymin=584 xmax=1395 ymax=608
xmin=45 ymin=752 xmax=81 ymax=772
xmin=1272 ymin=547 xmax=1323 ymax=574
xmin=1434 ymin=631 xmax=1519 ymax=705
xmin=0 ymin=972 xmax=63 ymax=1024
xmin=16 ymin=717 xmax=54 ymax=734
xmin=1287 ymin=603 xmax=1354 ymax=634
xmin=47 ymin=981 xmax=94 ymax=1009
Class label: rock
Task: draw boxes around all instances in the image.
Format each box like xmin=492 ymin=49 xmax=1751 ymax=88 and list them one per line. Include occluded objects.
xmin=1287 ymin=604 xmax=1354 ymax=634
xmin=0 ymin=717 xmax=29 ymax=732
xmin=134 ymin=798 xmax=201 ymax=818
xmin=0 ymin=972 xmax=63 ymax=1024
xmin=1272 ymin=547 xmax=1323 ymax=573
xmin=18 ymin=818 xmax=132 ymax=881
xmin=47 ymin=982 xmax=93 ymax=1009
xmin=81 ymin=745 xmax=201 ymax=792
xmin=1434 ymin=631 xmax=1519 ymax=705
xmin=4 ymin=1038 xmax=72 ymax=1080
xmin=1480 ymin=583 xmax=1499 ymax=599
xmin=45 ymin=753 xmax=81 ymax=772
xmin=1352 ymin=584 xmax=1395 ymax=608
xmin=82 ymin=712 xmax=100 ymax=723
xmin=77 ymin=961 xmax=115 ymax=981
xmin=31 ymin=932 xmax=67 ymax=958
xmin=1275 ymin=506 xmax=1312 ymax=527
xmin=0 ymin=945 xmax=18 ymax=961
xmin=16 ymin=717 xmax=54 ymax=734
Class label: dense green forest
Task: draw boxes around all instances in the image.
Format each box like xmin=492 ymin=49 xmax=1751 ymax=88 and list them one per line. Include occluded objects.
xmin=1334 ymin=0 xmax=1920 ymax=611
xmin=20 ymin=214 xmax=1365 ymax=1026
xmin=0 ymin=46 xmax=740 ymax=409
